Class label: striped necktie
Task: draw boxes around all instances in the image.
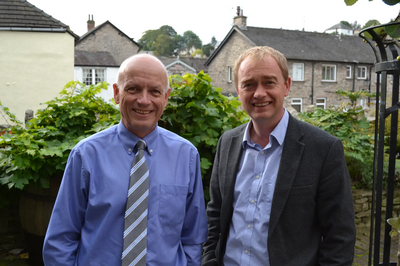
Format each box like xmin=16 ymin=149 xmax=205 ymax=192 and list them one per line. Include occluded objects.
xmin=122 ymin=139 xmax=149 ymax=266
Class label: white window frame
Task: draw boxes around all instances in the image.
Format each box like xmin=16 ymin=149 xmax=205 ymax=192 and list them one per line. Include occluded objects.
xmin=82 ymin=68 xmax=106 ymax=86
xmin=292 ymin=63 xmax=304 ymax=81
xmin=357 ymin=66 xmax=367 ymax=80
xmin=322 ymin=65 xmax=336 ymax=82
xmin=346 ymin=65 xmax=352 ymax=79
xmin=316 ymin=98 xmax=326 ymax=109
xmin=228 ymin=67 xmax=233 ymax=83
xmin=359 ymin=98 xmax=367 ymax=108
xmin=291 ymin=98 xmax=302 ymax=112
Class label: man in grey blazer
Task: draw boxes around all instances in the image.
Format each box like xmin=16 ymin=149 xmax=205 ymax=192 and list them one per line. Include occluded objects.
xmin=202 ymin=46 xmax=356 ymax=266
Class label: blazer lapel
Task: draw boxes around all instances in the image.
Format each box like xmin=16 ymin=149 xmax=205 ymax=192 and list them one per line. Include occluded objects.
xmin=269 ymin=115 xmax=305 ymax=234
xmin=223 ymin=127 xmax=245 ymax=205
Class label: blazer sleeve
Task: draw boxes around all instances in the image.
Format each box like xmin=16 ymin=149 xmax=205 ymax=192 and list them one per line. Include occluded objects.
xmin=317 ymin=138 xmax=356 ymax=265
xmin=201 ymin=137 xmax=223 ymax=266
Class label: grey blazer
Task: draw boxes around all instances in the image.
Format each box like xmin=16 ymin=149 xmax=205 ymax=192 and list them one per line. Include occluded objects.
xmin=202 ymin=114 xmax=356 ymax=266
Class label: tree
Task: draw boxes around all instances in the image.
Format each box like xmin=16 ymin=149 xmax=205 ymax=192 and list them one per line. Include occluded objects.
xmin=201 ymin=36 xmax=217 ymax=57
xmin=201 ymin=44 xmax=214 ymax=57
xmin=345 ymin=0 xmax=400 ymax=5
xmin=138 ymin=25 xmax=180 ymax=56
xmin=182 ymin=31 xmax=202 ymax=55
xmin=341 ymin=20 xmax=361 ymax=30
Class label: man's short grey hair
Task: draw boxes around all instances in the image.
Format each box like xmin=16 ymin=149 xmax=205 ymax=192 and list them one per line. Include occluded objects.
xmin=116 ymin=54 xmax=170 ymax=94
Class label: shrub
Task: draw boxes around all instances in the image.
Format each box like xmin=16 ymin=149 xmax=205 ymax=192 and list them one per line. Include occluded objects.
xmin=0 ymin=81 xmax=119 ymax=190
xmin=298 ymin=90 xmax=376 ymax=188
xmin=160 ymin=72 xmax=249 ymax=199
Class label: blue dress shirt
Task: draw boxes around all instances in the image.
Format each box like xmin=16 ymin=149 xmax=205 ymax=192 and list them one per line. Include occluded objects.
xmin=43 ymin=121 xmax=208 ymax=266
xmin=223 ymin=110 xmax=289 ymax=266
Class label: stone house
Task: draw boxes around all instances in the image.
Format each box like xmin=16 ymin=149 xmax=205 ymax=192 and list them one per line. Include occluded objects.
xmin=158 ymin=56 xmax=208 ymax=77
xmin=74 ymin=18 xmax=141 ymax=102
xmin=325 ymin=22 xmax=354 ymax=35
xmin=205 ymin=7 xmax=377 ymax=112
xmin=0 ymin=0 xmax=79 ymax=124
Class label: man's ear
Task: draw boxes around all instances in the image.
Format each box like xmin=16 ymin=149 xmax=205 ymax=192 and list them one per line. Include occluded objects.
xmin=113 ymin=84 xmax=120 ymax=104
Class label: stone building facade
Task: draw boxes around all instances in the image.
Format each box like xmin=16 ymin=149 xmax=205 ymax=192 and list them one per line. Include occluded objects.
xmin=205 ymin=8 xmax=377 ymax=111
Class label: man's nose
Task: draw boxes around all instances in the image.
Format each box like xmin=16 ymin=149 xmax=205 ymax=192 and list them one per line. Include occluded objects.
xmin=137 ymin=90 xmax=151 ymax=104
xmin=254 ymin=84 xmax=267 ymax=98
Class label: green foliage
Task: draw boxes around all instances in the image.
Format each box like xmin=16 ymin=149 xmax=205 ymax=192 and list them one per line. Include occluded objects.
xmin=160 ymin=72 xmax=249 ymax=199
xmin=345 ymin=0 xmax=400 ymax=6
xmin=299 ymin=90 xmax=376 ymax=188
xmin=0 ymin=81 xmax=119 ymax=190
xmin=138 ymin=26 xmax=203 ymax=57
xmin=182 ymin=30 xmax=202 ymax=54
xmin=192 ymin=49 xmax=204 ymax=58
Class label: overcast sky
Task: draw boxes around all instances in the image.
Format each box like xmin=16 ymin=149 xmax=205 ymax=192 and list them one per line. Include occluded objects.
xmin=28 ymin=0 xmax=399 ymax=44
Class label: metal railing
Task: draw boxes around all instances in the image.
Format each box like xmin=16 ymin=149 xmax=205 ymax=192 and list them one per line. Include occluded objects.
xmin=359 ymin=21 xmax=400 ymax=266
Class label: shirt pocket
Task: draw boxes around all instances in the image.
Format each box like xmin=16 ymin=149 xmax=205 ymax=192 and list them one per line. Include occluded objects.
xmin=158 ymin=184 xmax=188 ymax=226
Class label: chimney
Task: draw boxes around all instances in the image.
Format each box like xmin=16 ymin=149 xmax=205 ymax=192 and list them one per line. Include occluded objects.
xmin=87 ymin=14 xmax=95 ymax=31
xmin=233 ymin=6 xmax=247 ymax=30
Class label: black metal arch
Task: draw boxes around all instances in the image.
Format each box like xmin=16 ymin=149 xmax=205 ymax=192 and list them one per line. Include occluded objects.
xmin=359 ymin=21 xmax=400 ymax=266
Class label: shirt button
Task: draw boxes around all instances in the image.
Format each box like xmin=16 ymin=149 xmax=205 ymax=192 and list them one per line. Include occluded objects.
xmin=260 ymin=150 xmax=264 ymax=154
xmin=247 ymin=224 xmax=251 ymax=229
xmin=128 ymin=148 xmax=132 ymax=152
xmin=150 ymin=149 xmax=153 ymax=153
xmin=251 ymin=200 xmax=255 ymax=204
xmin=256 ymin=175 xmax=260 ymax=179
xmin=244 ymin=250 xmax=249 ymax=254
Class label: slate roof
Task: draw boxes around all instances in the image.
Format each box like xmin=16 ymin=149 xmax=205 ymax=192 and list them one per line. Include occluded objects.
xmin=206 ymin=26 xmax=377 ymax=66
xmin=158 ymin=56 xmax=208 ymax=73
xmin=326 ymin=23 xmax=353 ymax=31
xmin=0 ymin=0 xmax=79 ymax=39
xmin=74 ymin=50 xmax=117 ymax=67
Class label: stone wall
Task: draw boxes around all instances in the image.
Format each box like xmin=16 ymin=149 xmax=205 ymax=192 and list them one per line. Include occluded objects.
xmin=353 ymin=189 xmax=400 ymax=227
xmin=75 ymin=23 xmax=140 ymax=66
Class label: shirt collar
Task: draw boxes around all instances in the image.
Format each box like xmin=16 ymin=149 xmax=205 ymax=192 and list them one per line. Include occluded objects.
xmin=242 ymin=109 xmax=289 ymax=148
xmin=117 ymin=121 xmax=158 ymax=156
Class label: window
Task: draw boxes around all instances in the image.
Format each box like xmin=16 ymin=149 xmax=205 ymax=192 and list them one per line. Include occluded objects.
xmin=357 ymin=66 xmax=367 ymax=79
xmin=359 ymin=98 xmax=367 ymax=108
xmin=291 ymin=98 xmax=302 ymax=112
xmin=322 ymin=65 xmax=336 ymax=81
xmin=292 ymin=63 xmax=304 ymax=81
xmin=316 ymin=98 xmax=326 ymax=109
xmin=346 ymin=65 xmax=352 ymax=79
xmin=83 ymin=68 xmax=105 ymax=86
xmin=228 ymin=67 xmax=233 ymax=83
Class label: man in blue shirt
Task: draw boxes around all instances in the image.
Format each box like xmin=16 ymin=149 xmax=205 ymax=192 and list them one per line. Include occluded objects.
xmin=202 ymin=46 xmax=356 ymax=265
xmin=43 ymin=54 xmax=208 ymax=265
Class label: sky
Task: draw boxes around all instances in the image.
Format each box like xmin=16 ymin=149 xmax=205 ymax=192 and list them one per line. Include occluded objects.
xmin=27 ymin=0 xmax=400 ymax=45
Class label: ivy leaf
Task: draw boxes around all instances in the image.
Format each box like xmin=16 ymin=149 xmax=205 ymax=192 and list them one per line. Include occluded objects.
xmin=385 ymin=23 xmax=400 ymax=39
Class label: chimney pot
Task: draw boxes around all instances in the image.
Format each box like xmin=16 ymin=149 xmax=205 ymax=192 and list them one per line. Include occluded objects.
xmin=87 ymin=14 xmax=95 ymax=31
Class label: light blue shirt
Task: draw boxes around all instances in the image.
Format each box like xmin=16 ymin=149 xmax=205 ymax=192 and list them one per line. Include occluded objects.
xmin=43 ymin=121 xmax=207 ymax=266
xmin=223 ymin=110 xmax=289 ymax=266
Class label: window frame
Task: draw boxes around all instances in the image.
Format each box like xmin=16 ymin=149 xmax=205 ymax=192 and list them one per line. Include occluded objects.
xmin=322 ymin=64 xmax=336 ymax=82
xmin=346 ymin=65 xmax=352 ymax=79
xmin=316 ymin=98 xmax=326 ymax=109
xmin=228 ymin=66 xmax=233 ymax=83
xmin=291 ymin=98 xmax=302 ymax=112
xmin=292 ymin=63 xmax=304 ymax=81
xmin=82 ymin=68 xmax=106 ymax=86
xmin=357 ymin=66 xmax=367 ymax=80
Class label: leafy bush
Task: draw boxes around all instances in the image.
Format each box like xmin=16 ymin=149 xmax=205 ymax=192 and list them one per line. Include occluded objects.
xmin=160 ymin=72 xmax=249 ymax=199
xmin=0 ymin=81 xmax=119 ymax=190
xmin=299 ymin=90 xmax=376 ymax=188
